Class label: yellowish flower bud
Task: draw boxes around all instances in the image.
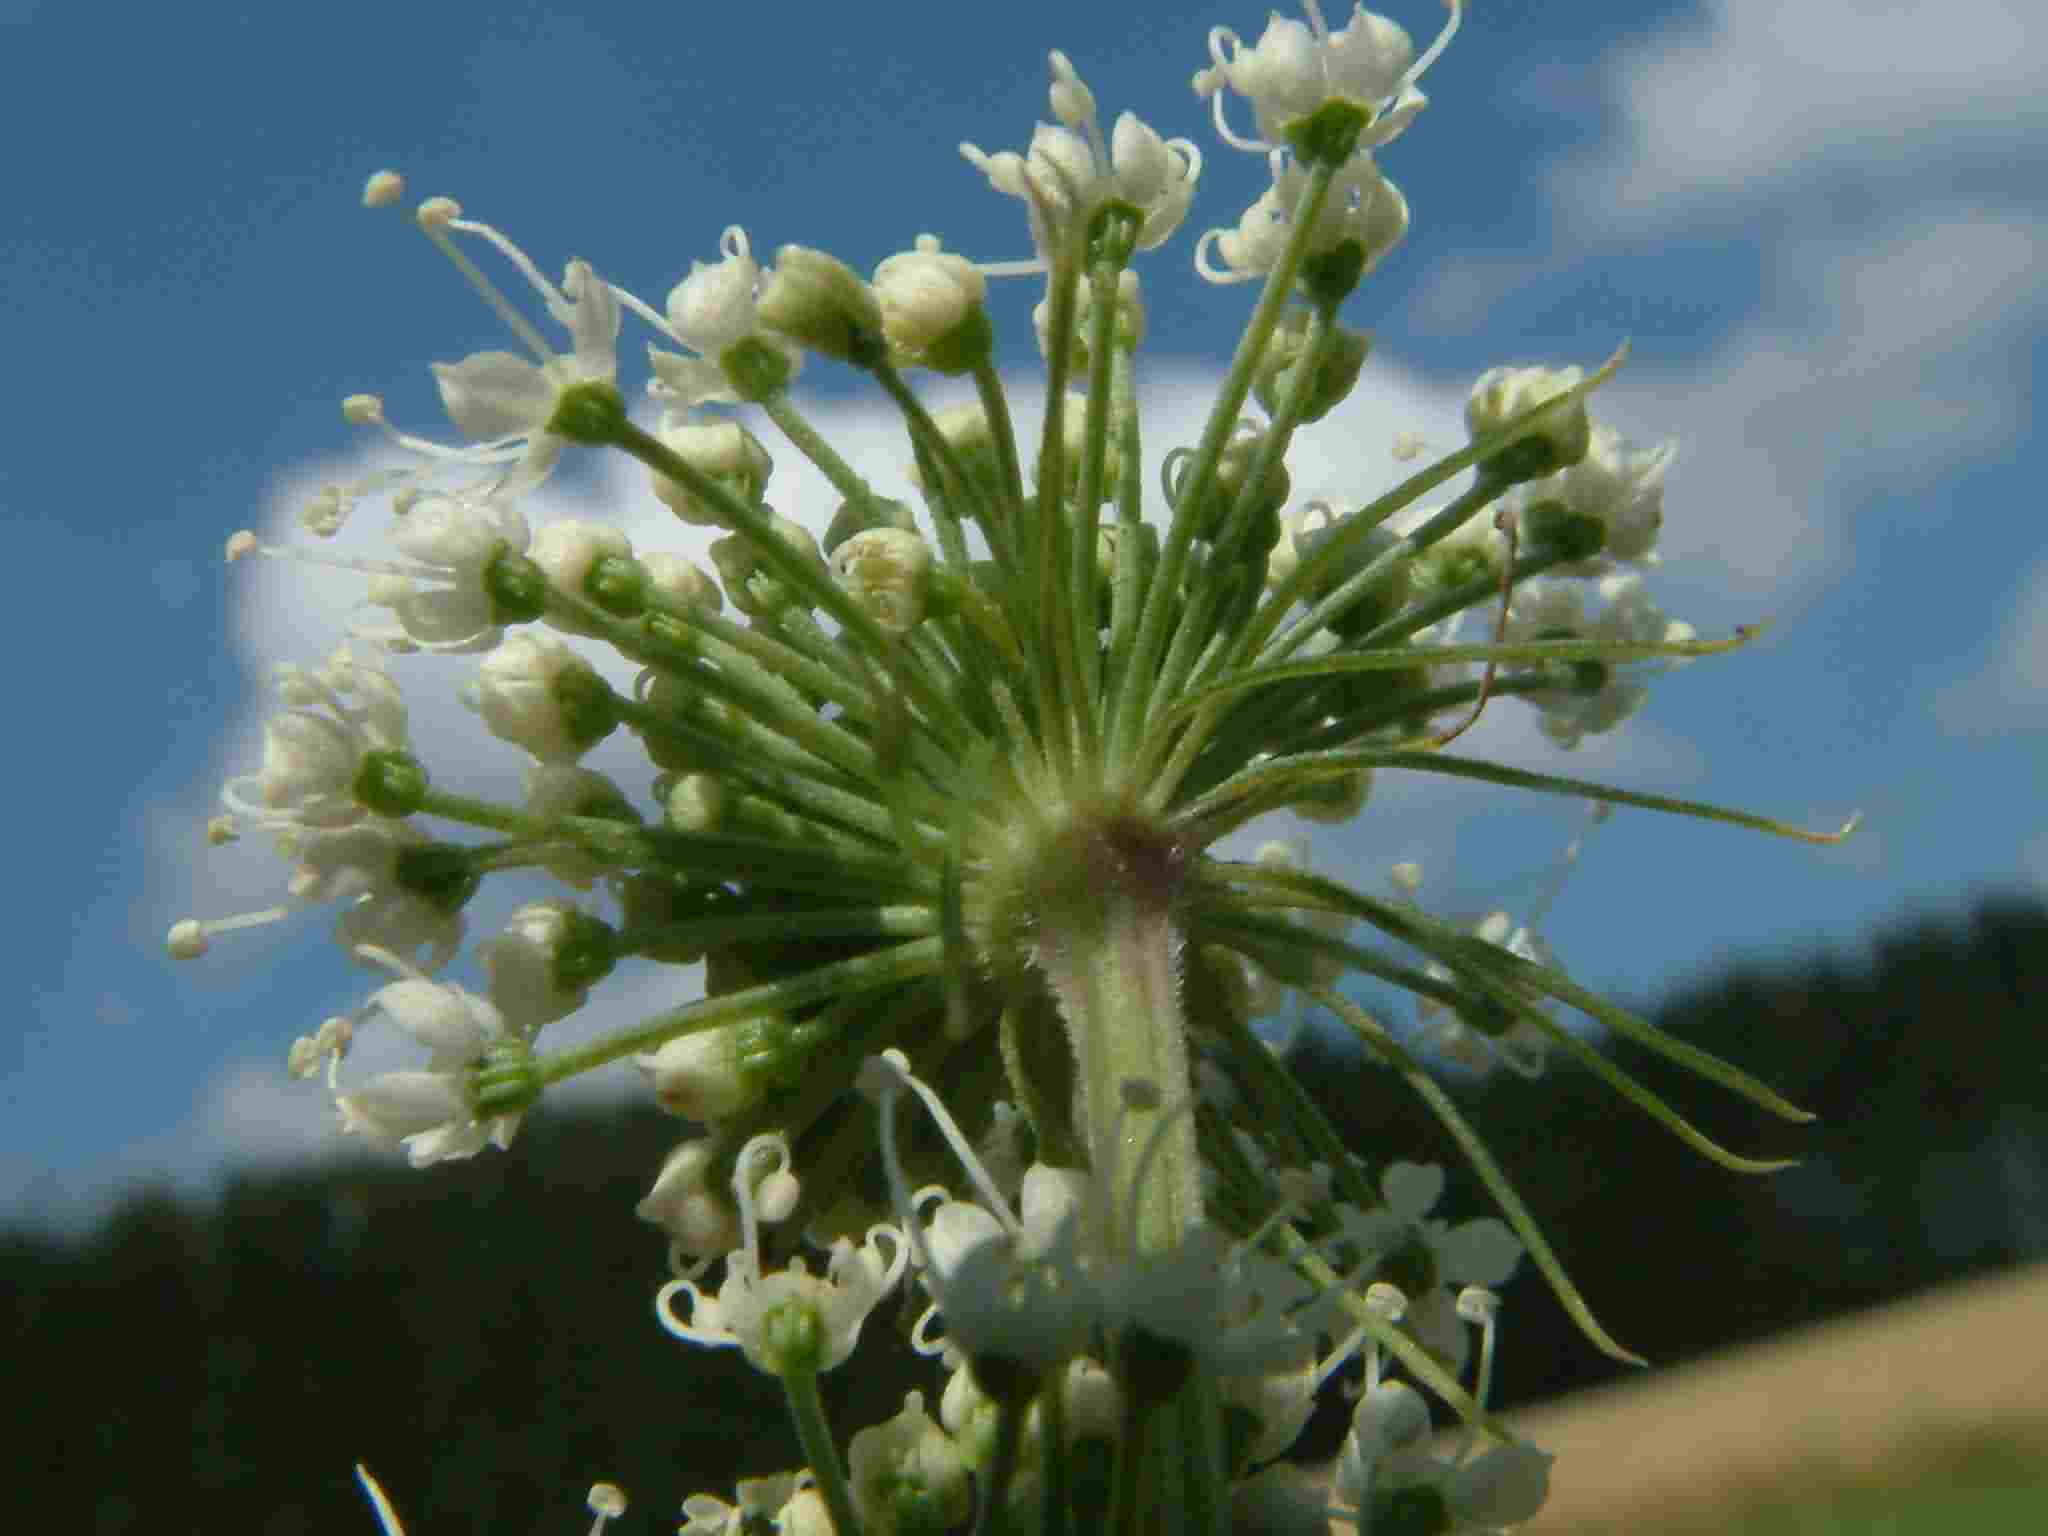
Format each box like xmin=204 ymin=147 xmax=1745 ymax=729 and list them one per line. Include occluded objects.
xmin=758 ymin=245 xmax=884 ymax=364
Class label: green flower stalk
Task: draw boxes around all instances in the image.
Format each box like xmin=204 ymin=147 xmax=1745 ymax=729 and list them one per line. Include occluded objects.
xmin=176 ymin=5 xmax=1858 ymax=1532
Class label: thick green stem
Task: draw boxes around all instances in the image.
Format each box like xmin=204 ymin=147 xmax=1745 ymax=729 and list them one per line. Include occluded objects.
xmin=1037 ymin=885 xmax=1200 ymax=1259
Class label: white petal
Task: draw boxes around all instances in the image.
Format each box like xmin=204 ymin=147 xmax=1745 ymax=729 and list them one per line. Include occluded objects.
xmin=1436 ymin=1217 xmax=1523 ymax=1287
xmin=1381 ymin=1161 xmax=1444 ymax=1220
xmin=560 ymin=260 xmax=620 ymax=382
xmin=432 ymin=351 xmax=553 ymax=440
xmin=373 ymin=978 xmax=493 ymax=1057
xmin=342 ymin=1070 xmax=466 ymax=1139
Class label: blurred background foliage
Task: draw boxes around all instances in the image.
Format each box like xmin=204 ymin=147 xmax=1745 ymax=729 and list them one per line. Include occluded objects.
xmin=13 ymin=896 xmax=2046 ymax=1532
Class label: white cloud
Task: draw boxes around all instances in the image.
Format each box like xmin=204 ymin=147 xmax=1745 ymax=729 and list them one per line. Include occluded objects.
xmin=1585 ymin=206 xmax=2047 ymax=607
xmin=1934 ymin=555 xmax=2048 ymax=732
xmin=202 ymin=1056 xmax=346 ymax=1167
xmin=1405 ymin=1 xmax=2048 ymax=619
xmin=1564 ymin=0 xmax=2045 ymax=228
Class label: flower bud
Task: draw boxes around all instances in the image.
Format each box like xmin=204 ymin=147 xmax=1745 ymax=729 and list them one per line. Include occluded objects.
xmin=522 ymin=764 xmax=639 ymax=889
xmin=528 ymin=518 xmax=634 ymax=632
xmin=639 ymin=549 xmax=724 ymax=613
xmin=1253 ymin=309 xmax=1372 ymax=424
xmin=649 ymin=418 xmax=773 ymax=527
xmin=637 ymin=1022 xmax=762 ymax=1123
xmin=636 ymin=1137 xmax=742 ymax=1256
xmin=1412 ymin=509 xmax=1509 ymax=593
xmin=823 ymin=495 xmax=919 ymax=555
xmin=666 ymin=233 xmax=761 ymax=356
xmin=471 ymin=632 xmax=617 ymax=763
xmin=1466 ymin=365 xmax=1591 ymax=484
xmin=1269 ymin=503 xmax=1410 ymax=637
xmin=1033 ymin=269 xmax=1145 ymax=371
xmin=1290 ymin=767 xmax=1374 ymax=824
xmin=479 ymin=899 xmax=615 ymax=1032
xmin=831 ymin=527 xmax=934 ymax=634
xmin=874 ymin=239 xmax=991 ymax=374
xmin=909 ymin=403 xmax=1007 ymax=511
xmin=709 ymin=513 xmax=825 ymax=617
xmin=758 ymin=245 xmax=884 ymax=365
xmin=664 ymin=772 xmax=725 ymax=832
xmin=1171 ymin=428 xmax=1289 ymax=545
xmin=636 ymin=674 xmax=735 ymax=776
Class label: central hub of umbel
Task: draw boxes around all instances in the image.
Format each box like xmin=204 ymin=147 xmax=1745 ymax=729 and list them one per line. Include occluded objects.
xmin=966 ymin=794 xmax=1191 ymax=982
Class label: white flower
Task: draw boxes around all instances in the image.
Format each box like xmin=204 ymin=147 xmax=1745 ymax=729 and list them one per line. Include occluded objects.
xmin=360 ymin=201 xmax=620 ymax=502
xmin=470 ymin=631 xmax=615 ymax=763
xmin=665 ymin=227 xmax=766 ymax=356
xmin=1520 ymin=423 xmax=1674 ymax=570
xmin=642 ymin=226 xmax=803 ymax=410
xmin=477 ymin=900 xmax=605 ymax=1034
xmin=172 ymin=816 xmax=466 ymax=973
xmin=1194 ymin=1 xmax=1462 ymax=156
xmin=1466 ymin=364 xmax=1592 ymax=480
xmin=1196 ymin=155 xmax=1408 ymax=284
xmin=1418 ymin=910 xmax=1559 ymax=1078
xmin=848 ymin=1390 xmax=973 ymax=1535
xmin=961 ymin=51 xmax=1200 ymax=266
xmin=867 ymin=1050 xmax=1337 ymax=1394
xmin=679 ymin=1474 xmax=810 ymax=1536
xmin=231 ymin=489 xmax=532 ymax=654
xmin=223 ymin=650 xmax=409 ymax=832
xmin=657 ymin=1133 xmax=908 ymax=1376
xmin=373 ymin=492 xmax=532 ymax=651
xmin=1502 ymin=575 xmax=1694 ymax=749
xmin=1332 ymin=1163 xmax=1522 ymax=1371
xmin=321 ymin=950 xmax=524 ymax=1168
xmin=1334 ymin=1380 xmax=1552 ymax=1533
xmin=1100 ymin=1222 xmax=1337 ymax=1380
xmin=913 ymin=1168 xmax=1104 ymax=1375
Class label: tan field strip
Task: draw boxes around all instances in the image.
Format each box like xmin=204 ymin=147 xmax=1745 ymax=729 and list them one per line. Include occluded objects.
xmin=1299 ymin=1260 xmax=2048 ymax=1532
xmin=1500 ymin=1260 xmax=2048 ymax=1532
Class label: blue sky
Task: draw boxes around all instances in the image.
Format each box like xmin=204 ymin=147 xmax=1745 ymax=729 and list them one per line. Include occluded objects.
xmin=6 ymin=0 xmax=2044 ymax=1227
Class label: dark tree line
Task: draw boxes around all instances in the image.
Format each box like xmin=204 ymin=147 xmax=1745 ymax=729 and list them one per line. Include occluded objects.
xmin=10 ymin=896 xmax=2044 ymax=1532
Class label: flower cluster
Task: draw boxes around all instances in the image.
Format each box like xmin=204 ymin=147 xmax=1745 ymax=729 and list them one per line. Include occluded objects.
xmin=176 ymin=5 xmax=1852 ymax=1531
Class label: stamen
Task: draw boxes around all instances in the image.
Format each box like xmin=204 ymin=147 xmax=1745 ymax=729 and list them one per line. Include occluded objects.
xmin=1359 ymin=1280 xmax=1408 ymax=1392
xmin=1455 ymin=1285 xmax=1501 ymax=1460
xmin=729 ymin=1132 xmax=795 ymax=1276
xmin=1422 ymin=504 xmax=1519 ymax=749
xmin=361 ymin=170 xmax=405 ymax=210
xmin=868 ymin=1050 xmax=1022 ymax=1241
xmin=413 ymin=204 xmax=558 ymax=366
xmin=585 ymin=1484 xmax=628 ymax=1536
xmin=164 ymin=907 xmax=293 ymax=956
xmin=1404 ymin=0 xmax=1464 ymax=95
